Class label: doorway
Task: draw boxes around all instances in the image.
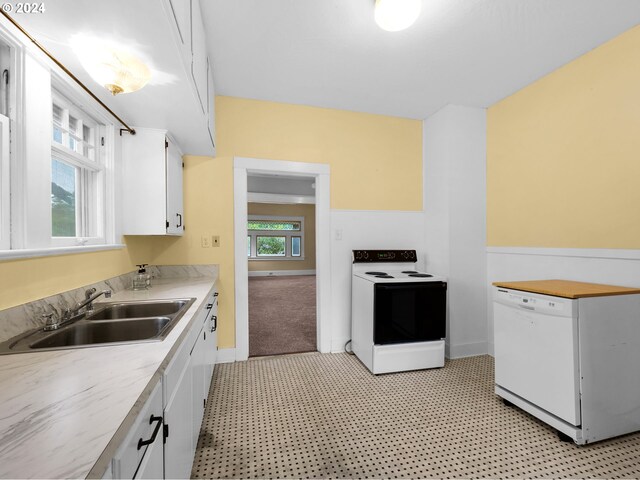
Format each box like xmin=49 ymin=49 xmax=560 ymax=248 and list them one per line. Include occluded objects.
xmin=246 ymin=177 xmax=317 ymax=356
xmin=233 ymin=157 xmax=331 ymax=361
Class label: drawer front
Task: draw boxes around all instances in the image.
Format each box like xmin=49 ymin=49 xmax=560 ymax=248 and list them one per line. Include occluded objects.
xmin=113 ymin=381 xmax=163 ymax=479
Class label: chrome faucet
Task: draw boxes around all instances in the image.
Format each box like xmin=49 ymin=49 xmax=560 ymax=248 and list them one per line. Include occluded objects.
xmin=72 ymin=288 xmax=112 ymax=314
xmin=44 ymin=288 xmax=112 ymax=331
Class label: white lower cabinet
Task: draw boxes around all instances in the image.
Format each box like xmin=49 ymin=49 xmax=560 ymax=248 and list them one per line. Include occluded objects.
xmin=191 ymin=326 xmax=207 ymax=449
xmin=164 ymin=342 xmax=194 ymax=480
xmin=112 ymin=382 xmax=164 ymax=479
xmin=110 ymin=286 xmax=219 ymax=479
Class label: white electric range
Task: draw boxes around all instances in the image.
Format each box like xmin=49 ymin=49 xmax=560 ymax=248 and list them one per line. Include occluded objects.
xmin=351 ymin=249 xmax=447 ymax=374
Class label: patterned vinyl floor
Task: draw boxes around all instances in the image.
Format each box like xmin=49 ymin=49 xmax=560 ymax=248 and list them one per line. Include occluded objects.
xmin=191 ymin=353 xmax=640 ymax=479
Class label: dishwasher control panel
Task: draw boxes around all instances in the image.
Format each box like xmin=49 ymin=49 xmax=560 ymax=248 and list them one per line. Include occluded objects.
xmin=494 ymin=287 xmax=576 ymax=317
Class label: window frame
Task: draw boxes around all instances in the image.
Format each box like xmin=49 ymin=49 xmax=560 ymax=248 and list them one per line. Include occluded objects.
xmin=0 ymin=35 xmax=119 ymax=259
xmin=247 ymin=214 xmax=305 ymax=261
xmin=49 ymin=90 xmax=107 ymax=247
xmin=0 ymin=114 xmax=9 ymax=251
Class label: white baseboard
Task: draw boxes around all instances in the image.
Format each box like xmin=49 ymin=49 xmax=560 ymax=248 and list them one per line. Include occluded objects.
xmin=446 ymin=341 xmax=488 ymax=359
xmin=248 ymin=269 xmax=316 ymax=277
xmin=217 ymin=348 xmax=237 ymax=363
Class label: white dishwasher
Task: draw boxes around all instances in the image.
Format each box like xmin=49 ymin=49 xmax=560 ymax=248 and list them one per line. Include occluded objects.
xmin=493 ymin=280 xmax=640 ymax=445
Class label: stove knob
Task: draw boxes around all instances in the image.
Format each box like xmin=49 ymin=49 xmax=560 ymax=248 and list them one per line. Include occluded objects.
xmin=355 ymin=251 xmax=363 ymax=259
xmin=363 ymin=252 xmax=369 ymax=260
xmin=401 ymin=251 xmax=408 ymax=259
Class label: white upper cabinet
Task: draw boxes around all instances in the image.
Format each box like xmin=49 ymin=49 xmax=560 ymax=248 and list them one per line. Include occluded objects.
xmin=190 ymin=0 xmax=208 ymax=115
xmin=207 ymin=56 xmax=216 ymax=147
xmin=122 ymin=128 xmax=184 ymax=236
xmin=167 ymin=0 xmax=191 ymax=56
xmin=163 ymin=0 xmax=216 ymax=154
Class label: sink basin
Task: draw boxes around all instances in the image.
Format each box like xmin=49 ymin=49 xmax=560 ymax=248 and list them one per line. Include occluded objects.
xmin=87 ymin=300 xmax=191 ymax=320
xmin=30 ymin=317 xmax=172 ymax=349
xmin=0 ymin=297 xmax=196 ymax=354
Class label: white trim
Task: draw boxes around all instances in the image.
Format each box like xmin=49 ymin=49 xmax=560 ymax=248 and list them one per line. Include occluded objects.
xmin=486 ymin=246 xmax=640 ymax=260
xmin=234 ymin=156 xmax=331 ymax=361
xmin=248 ymin=269 xmax=316 ymax=277
xmin=248 ymin=192 xmax=316 ymax=204
xmin=445 ymin=341 xmax=488 ymax=359
xmin=0 ymin=243 xmax=125 ymax=261
xmin=0 ymin=115 xmax=9 ymax=250
xmin=216 ymin=348 xmax=237 ymax=364
xmin=235 ymin=157 xmax=330 ymax=175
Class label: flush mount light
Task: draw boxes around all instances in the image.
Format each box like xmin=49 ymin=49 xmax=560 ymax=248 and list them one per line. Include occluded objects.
xmin=374 ymin=0 xmax=422 ymax=32
xmin=71 ymin=35 xmax=151 ymax=96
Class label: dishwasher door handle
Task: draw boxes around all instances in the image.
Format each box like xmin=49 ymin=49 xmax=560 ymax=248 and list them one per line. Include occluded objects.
xmin=518 ymin=304 xmax=535 ymax=311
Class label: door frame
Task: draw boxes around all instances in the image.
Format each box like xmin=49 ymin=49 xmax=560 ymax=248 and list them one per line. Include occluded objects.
xmin=233 ymin=157 xmax=331 ymax=360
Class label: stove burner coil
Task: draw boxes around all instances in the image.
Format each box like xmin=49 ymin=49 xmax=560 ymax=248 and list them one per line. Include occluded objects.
xmin=366 ymin=271 xmax=388 ymax=276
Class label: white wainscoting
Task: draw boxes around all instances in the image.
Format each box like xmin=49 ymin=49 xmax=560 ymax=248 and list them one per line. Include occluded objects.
xmin=248 ymin=270 xmax=316 ymax=277
xmin=486 ymin=246 xmax=640 ymax=355
xmin=330 ymin=209 xmax=426 ymax=353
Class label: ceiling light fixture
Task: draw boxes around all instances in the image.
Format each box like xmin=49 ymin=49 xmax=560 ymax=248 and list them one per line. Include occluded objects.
xmin=374 ymin=0 xmax=422 ymax=32
xmin=71 ymin=35 xmax=151 ymax=96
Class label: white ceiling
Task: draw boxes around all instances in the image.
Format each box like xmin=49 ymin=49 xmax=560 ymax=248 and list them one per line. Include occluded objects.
xmin=201 ymin=0 xmax=640 ymax=119
xmin=12 ymin=0 xmax=213 ymax=154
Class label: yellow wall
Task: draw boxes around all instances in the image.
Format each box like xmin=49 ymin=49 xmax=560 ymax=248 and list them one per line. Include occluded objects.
xmin=2 ymin=98 xmax=421 ymax=347
xmin=247 ymin=203 xmax=316 ymax=272
xmin=140 ymin=96 xmax=423 ymax=348
xmin=0 ymin=249 xmax=135 ymax=310
xmin=487 ymin=25 xmax=640 ymax=248
xmin=218 ymin=96 xmax=423 ymax=211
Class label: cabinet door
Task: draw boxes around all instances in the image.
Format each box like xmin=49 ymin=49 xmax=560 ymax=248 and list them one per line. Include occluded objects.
xmin=134 ymin=433 xmax=164 ymax=480
xmin=206 ymin=55 xmax=215 ymax=149
xmin=165 ymin=137 xmax=184 ymax=235
xmin=191 ymin=328 xmax=207 ymax=448
xmin=205 ymin=318 xmax=217 ymax=393
xmin=191 ymin=0 xmax=208 ymax=114
xmin=167 ymin=0 xmax=191 ymax=51
xmin=112 ymin=382 xmax=163 ymax=479
xmin=164 ymin=359 xmax=193 ymax=479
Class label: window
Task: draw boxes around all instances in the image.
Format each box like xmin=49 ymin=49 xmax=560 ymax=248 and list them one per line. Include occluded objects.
xmin=247 ymin=215 xmax=304 ymax=260
xmin=0 ymin=32 xmax=117 ymax=258
xmin=50 ymin=92 xmax=104 ymax=246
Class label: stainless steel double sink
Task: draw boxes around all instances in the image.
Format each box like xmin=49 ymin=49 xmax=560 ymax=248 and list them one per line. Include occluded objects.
xmin=0 ymin=298 xmax=196 ymax=355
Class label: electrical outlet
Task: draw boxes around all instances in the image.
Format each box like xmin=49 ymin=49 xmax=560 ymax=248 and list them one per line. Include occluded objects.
xmin=212 ymin=235 xmax=220 ymax=247
xmin=201 ymin=235 xmax=211 ymax=248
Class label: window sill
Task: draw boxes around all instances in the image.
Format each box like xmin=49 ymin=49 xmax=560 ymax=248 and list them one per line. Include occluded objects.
xmin=0 ymin=244 xmax=126 ymax=261
xmin=248 ymin=256 xmax=306 ymax=262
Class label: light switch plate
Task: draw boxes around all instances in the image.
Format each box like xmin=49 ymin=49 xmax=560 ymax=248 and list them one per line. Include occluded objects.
xmin=201 ymin=235 xmax=211 ymax=248
xmin=212 ymin=235 xmax=220 ymax=247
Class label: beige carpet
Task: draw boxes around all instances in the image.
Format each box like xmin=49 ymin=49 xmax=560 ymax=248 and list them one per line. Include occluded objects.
xmin=248 ymin=275 xmax=316 ymax=357
xmin=192 ymin=353 xmax=640 ymax=479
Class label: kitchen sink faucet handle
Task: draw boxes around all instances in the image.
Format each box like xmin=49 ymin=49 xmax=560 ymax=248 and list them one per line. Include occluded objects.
xmin=42 ymin=313 xmax=59 ymax=331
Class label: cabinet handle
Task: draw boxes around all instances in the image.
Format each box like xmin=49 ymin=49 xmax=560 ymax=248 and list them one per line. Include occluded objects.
xmin=213 ymin=292 xmax=219 ymax=297
xmin=137 ymin=415 xmax=163 ymax=450
xmin=176 ymin=213 xmax=182 ymax=228
xmin=211 ymin=315 xmax=217 ymax=333
xmin=206 ymin=303 xmax=213 ymax=310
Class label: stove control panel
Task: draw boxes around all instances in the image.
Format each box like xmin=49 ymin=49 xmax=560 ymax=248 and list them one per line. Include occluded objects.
xmin=352 ymin=250 xmax=417 ymax=263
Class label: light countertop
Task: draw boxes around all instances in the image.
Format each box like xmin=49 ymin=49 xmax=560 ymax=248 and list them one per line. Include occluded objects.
xmin=0 ymin=276 xmax=217 ymax=479
xmin=493 ymin=279 xmax=640 ymax=299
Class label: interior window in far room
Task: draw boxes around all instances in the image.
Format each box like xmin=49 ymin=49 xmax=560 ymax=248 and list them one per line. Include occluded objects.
xmin=247 ymin=216 xmax=304 ymax=260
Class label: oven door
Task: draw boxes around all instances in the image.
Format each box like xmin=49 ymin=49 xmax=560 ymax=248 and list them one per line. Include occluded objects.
xmin=374 ymin=282 xmax=446 ymax=345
